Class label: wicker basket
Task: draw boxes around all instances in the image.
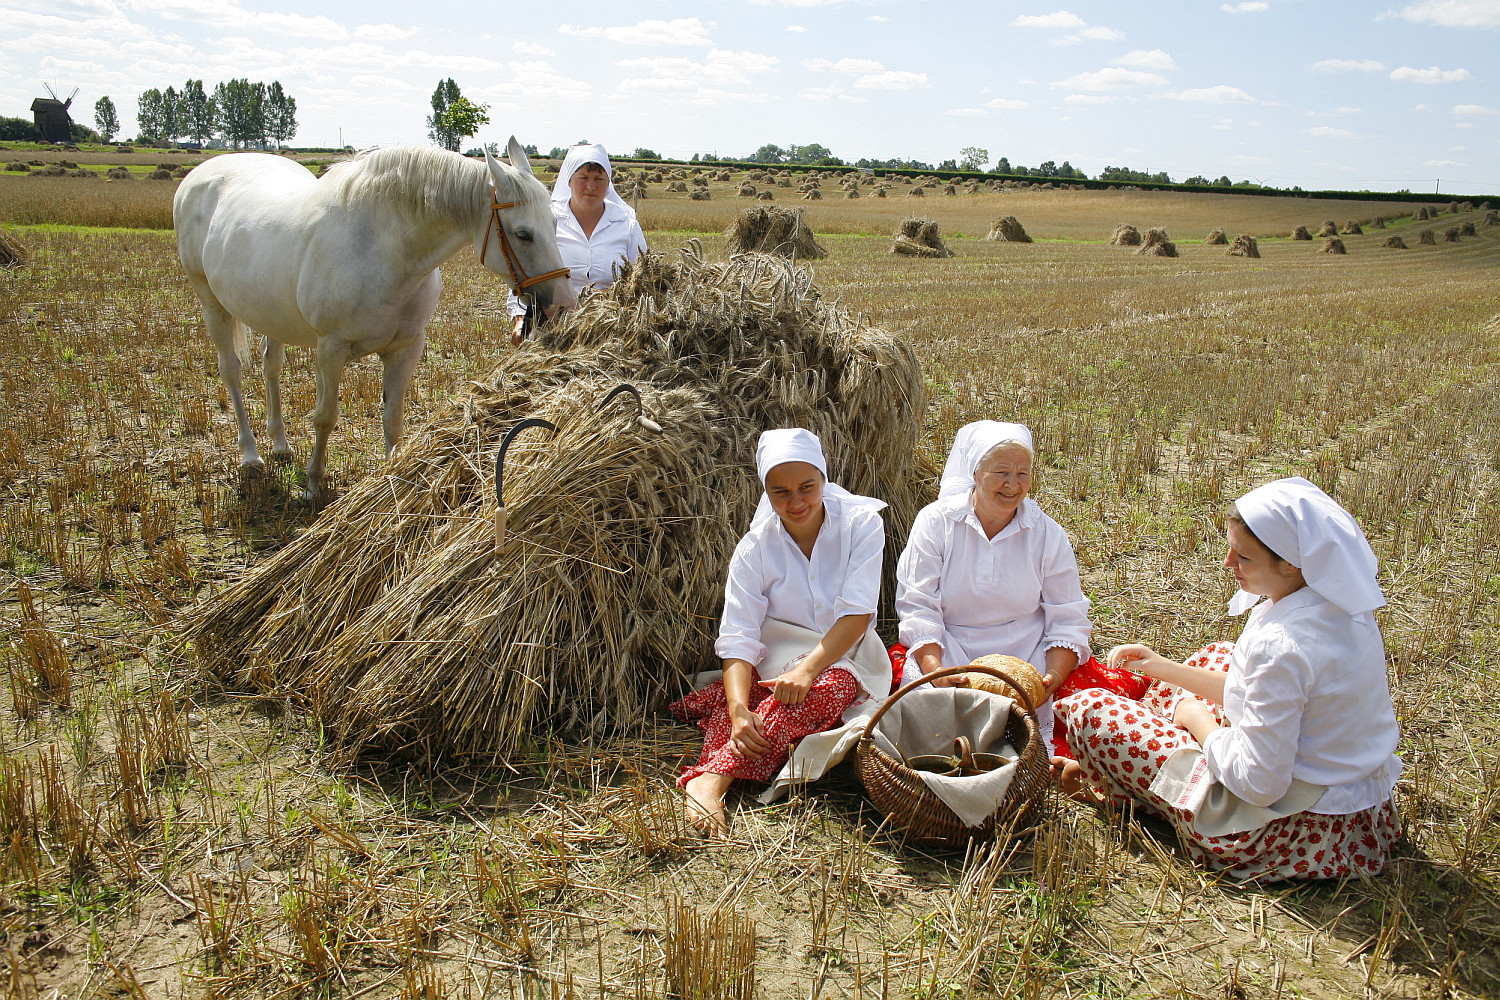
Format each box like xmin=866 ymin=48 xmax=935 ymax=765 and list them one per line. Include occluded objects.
xmin=855 ymin=664 xmax=1050 ymax=847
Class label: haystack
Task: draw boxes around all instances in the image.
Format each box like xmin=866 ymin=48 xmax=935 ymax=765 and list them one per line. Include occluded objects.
xmin=1291 ymin=226 xmax=1312 ymax=240
xmin=1460 ymin=221 xmax=1476 ymax=236
xmin=1227 ymin=234 xmax=1259 ymax=258
xmin=984 ymin=216 xmax=1032 ymax=243
xmin=1341 ymin=219 xmax=1363 ymax=235
xmin=105 ymin=166 xmax=132 ymax=180
xmin=689 ymin=189 xmax=711 ymax=201
xmin=777 ymin=177 xmax=793 ymax=188
xmin=172 ymin=166 xmax=192 ymax=179
xmin=1373 ymin=216 xmax=1386 ymax=229
xmin=1108 ymin=224 xmax=1141 ymax=246
xmin=1317 ymin=221 xmax=1338 ymax=237
xmin=667 ymin=181 xmax=688 ymax=193
xmin=0 ymin=228 xmax=27 ymax=270
xmin=757 ymin=190 xmax=774 ymax=201
xmin=1448 ymin=201 xmax=1459 ymax=214
xmin=146 ymin=168 xmax=173 ymax=180
xmin=67 ymin=168 xmax=97 ymax=179
xmin=692 ymin=176 xmax=708 ymax=188
xmin=942 ymin=184 xmax=956 ymax=196
xmin=801 ymin=189 xmax=822 ymax=200
xmin=1444 ymin=226 xmax=1461 ymax=242
xmin=891 ymin=218 xmax=952 ymax=257
xmin=31 ymin=163 xmax=66 ymax=177
xmin=626 ymin=182 xmax=647 ymax=201
xmin=723 ymin=206 xmax=827 ymax=260
xmin=1205 ymin=228 xmax=1228 ymax=245
xmin=738 ymin=183 xmax=756 ymax=197
xmin=1460 ymin=201 xmax=1473 ymax=212
xmin=184 ymin=247 xmax=933 ymax=761
xmin=1136 ymin=228 xmax=1178 ymax=257
xmin=1381 ymin=235 xmax=1407 ymax=249
xmin=1484 ymin=211 xmax=1498 ymax=226
xmin=3 ymin=163 xmax=28 ymax=173
xmin=873 ymin=187 xmax=887 ymax=198
xmin=844 ymin=188 xmax=860 ymax=199
xmin=1414 ymin=206 xmax=1430 ymax=221
xmin=1321 ymin=237 xmax=1346 ymax=254
xmin=907 ymin=186 xmax=925 ymax=198
xmin=1418 ymin=229 xmax=1436 ymax=245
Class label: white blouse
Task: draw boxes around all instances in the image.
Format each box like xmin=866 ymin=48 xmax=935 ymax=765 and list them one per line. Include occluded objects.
xmin=895 ymin=493 xmax=1092 ymax=671
xmin=506 ymin=199 xmax=647 ymax=317
xmin=715 ymin=495 xmax=886 ymax=696
xmin=1202 ymin=588 xmax=1401 ymax=814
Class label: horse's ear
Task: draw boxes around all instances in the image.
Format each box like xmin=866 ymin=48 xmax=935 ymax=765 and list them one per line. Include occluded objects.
xmin=505 ymin=136 xmax=533 ymax=176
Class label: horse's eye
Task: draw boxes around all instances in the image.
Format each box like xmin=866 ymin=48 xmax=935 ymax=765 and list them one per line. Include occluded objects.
xmin=515 ymin=228 xmax=534 ymax=243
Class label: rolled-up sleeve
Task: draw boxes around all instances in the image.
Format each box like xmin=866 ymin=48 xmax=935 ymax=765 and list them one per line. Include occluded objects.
xmin=1037 ymin=522 xmax=1092 ymax=662
xmin=1201 ymin=631 xmax=1309 ymax=806
xmin=714 ymin=535 xmax=769 ymax=666
xmin=832 ymin=508 xmax=883 ymax=620
xmin=896 ymin=508 xmax=949 ymax=653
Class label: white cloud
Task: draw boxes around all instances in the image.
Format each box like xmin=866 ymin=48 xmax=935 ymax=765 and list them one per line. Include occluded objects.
xmin=1387 ymin=1 xmax=1500 ymax=29
xmin=986 ymin=97 xmax=1029 ymax=109
xmin=559 ymin=17 xmax=714 ymax=47
xmin=125 ymin=0 xmax=348 ymax=39
xmin=1334 ymin=106 xmax=1361 ymax=114
xmin=1311 ymin=58 xmax=1387 ymax=72
xmin=854 ymin=70 xmax=929 ymax=90
xmin=943 ymin=107 xmax=988 ymax=117
xmin=1455 ymin=121 xmax=1477 ymax=127
xmin=1115 ymin=48 xmax=1176 ymax=69
xmin=1213 ymin=118 xmax=1234 ymax=129
xmin=1171 ymin=85 xmax=1257 ymax=103
xmin=1424 ymin=158 xmax=1463 ymax=166
xmin=747 ymin=0 xmax=852 ymax=5
xmin=869 ymin=15 xmax=889 ymax=21
xmin=1057 ymin=25 xmax=1124 ymax=43
xmin=614 ymin=48 xmax=778 ymax=99
xmin=1221 ymin=2 xmax=1269 ymax=12
xmin=786 ymin=25 xmax=807 ymax=32
xmin=512 ymin=40 xmax=554 ymax=56
xmin=804 ymin=57 xmax=883 ymax=74
xmin=1390 ymin=65 xmax=1473 ymax=83
xmin=1064 ymin=94 xmax=1116 ymax=104
xmin=1011 ymin=10 xmax=1086 ymax=27
xmin=356 ymin=23 xmax=418 ymax=41
xmin=1452 ymin=103 xmax=1498 ymax=113
xmin=1304 ymin=126 xmax=1358 ymax=137
xmin=1055 ymin=67 xmax=1167 ymax=90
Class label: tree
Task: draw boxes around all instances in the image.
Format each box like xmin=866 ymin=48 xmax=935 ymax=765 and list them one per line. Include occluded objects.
xmin=181 ymin=80 xmax=218 ymax=146
xmin=264 ymin=81 xmax=297 ymax=149
xmin=0 ymin=117 xmax=36 ymax=141
xmin=438 ymin=97 xmax=490 ymax=150
xmin=215 ymin=78 xmax=266 ymax=149
xmin=161 ymin=85 xmax=180 ymax=144
xmin=748 ymin=143 xmax=786 ymax=164
xmin=1213 ymin=175 xmax=1232 ymax=187
xmin=427 ymin=78 xmax=463 ymax=151
xmin=992 ymin=156 xmax=1013 ymax=175
xmin=523 ymin=143 xmax=538 ymax=156
xmin=959 ymin=146 xmax=989 ymax=171
xmin=94 ymin=96 xmax=119 ymax=143
xmin=136 ymin=88 xmax=164 ymax=142
xmin=631 ymin=147 xmax=661 ymax=160
xmin=546 ymin=146 xmax=567 ymax=159
xmin=938 ymin=159 xmax=958 ymax=171
xmin=785 ymin=142 xmax=838 ymax=165
xmin=1184 ymin=175 xmax=1210 ymax=186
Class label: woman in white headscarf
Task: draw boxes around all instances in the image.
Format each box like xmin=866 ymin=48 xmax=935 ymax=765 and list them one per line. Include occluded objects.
xmin=671 ymin=428 xmax=890 ymax=836
xmin=895 ymin=420 xmax=1093 ymax=744
xmin=506 ymin=143 xmax=647 ymax=345
xmin=1054 ymin=477 xmax=1402 ymax=881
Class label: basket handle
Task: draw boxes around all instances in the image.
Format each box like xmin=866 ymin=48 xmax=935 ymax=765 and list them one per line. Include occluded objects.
xmin=859 ymin=663 xmax=1039 ymax=742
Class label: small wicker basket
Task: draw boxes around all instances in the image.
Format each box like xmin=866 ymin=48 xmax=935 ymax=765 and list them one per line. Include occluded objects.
xmin=855 ymin=664 xmax=1050 ymax=848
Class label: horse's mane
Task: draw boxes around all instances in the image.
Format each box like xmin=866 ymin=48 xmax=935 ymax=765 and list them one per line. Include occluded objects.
xmin=330 ymin=146 xmax=545 ymax=225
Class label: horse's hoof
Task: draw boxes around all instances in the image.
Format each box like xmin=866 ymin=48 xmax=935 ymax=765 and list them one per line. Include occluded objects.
xmin=271 ymin=450 xmax=295 ymax=465
xmin=241 ymin=459 xmax=266 ymax=476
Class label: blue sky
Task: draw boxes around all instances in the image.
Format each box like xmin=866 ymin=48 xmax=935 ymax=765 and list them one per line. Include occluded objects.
xmin=3 ymin=0 xmax=1497 ymax=193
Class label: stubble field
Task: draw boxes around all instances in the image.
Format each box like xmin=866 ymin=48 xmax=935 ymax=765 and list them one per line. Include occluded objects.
xmin=1 ymin=160 xmax=1498 ymax=1000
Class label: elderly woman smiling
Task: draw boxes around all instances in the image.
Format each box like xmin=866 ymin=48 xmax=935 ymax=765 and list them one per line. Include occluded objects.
xmin=507 ymin=143 xmax=646 ymax=345
xmin=895 ymin=421 xmax=1092 ymax=742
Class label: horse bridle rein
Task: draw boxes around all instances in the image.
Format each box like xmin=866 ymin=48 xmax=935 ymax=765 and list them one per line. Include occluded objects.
xmin=479 ymin=187 xmax=570 ymax=295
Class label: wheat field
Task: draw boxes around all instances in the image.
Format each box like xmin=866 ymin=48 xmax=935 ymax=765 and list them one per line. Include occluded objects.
xmin=1 ymin=170 xmax=1498 ymax=999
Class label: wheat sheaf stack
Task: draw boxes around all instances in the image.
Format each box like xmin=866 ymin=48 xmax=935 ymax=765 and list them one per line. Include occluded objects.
xmin=186 ymin=246 xmax=934 ymax=762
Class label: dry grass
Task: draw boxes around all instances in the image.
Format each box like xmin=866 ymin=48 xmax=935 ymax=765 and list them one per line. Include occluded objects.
xmin=1 ymin=186 xmax=1498 ymax=998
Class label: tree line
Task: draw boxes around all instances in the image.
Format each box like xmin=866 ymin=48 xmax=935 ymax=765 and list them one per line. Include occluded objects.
xmin=120 ymin=80 xmax=297 ymax=148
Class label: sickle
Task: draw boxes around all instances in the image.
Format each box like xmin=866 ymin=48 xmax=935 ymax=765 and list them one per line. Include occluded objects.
xmin=597 ymin=383 xmax=663 ymax=434
xmin=493 ymin=417 xmax=558 ymax=553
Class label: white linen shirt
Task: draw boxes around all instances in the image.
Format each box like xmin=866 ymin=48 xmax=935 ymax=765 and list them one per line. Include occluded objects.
xmin=506 ymin=199 xmax=647 ymax=317
xmin=1201 ymin=587 xmax=1401 ymax=813
xmin=715 ymin=495 xmax=886 ymax=696
xmin=895 ymin=493 xmax=1092 ymax=671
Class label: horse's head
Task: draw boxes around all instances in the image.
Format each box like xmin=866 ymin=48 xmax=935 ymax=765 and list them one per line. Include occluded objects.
xmin=480 ymin=137 xmax=577 ymax=321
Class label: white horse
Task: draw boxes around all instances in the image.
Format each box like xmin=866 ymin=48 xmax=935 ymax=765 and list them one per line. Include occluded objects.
xmin=173 ymin=137 xmax=574 ymax=499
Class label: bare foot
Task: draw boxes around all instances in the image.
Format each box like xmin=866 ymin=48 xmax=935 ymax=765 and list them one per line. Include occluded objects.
xmin=1049 ymin=756 xmax=1106 ymax=804
xmin=682 ymin=773 xmax=732 ymax=838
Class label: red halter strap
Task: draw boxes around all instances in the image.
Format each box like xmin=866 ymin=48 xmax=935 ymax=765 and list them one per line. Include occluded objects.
xmin=480 ymin=188 xmax=570 ymax=293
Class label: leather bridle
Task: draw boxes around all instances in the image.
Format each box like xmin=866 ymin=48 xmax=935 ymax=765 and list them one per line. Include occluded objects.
xmin=479 ymin=187 xmax=570 ymax=294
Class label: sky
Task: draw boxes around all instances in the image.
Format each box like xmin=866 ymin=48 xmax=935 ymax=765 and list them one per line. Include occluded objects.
xmin=3 ymin=0 xmax=1498 ymax=195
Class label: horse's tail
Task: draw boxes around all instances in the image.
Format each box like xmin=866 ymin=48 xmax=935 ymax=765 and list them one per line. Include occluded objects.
xmin=232 ymin=318 xmax=254 ymax=368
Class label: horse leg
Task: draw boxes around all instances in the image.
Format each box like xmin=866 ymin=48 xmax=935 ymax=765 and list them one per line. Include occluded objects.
xmin=202 ymin=300 xmax=263 ymax=471
xmin=379 ymin=333 xmax=427 ymax=459
xmin=261 ymin=337 xmax=294 ymax=463
xmin=305 ymin=339 xmax=353 ymax=500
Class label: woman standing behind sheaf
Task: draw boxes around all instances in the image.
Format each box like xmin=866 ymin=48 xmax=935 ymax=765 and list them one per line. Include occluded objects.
xmin=507 ymin=143 xmax=647 ymax=346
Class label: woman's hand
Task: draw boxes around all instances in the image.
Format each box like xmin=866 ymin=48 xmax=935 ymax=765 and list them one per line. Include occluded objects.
xmin=509 ymin=314 xmax=526 ymax=348
xmin=1041 ymin=646 xmax=1080 ymax=697
xmin=757 ymin=658 xmax=820 ymax=705
xmin=1107 ymin=643 xmax=1164 ymax=676
xmin=728 ymin=705 xmax=771 ymax=759
xmin=1171 ymin=698 xmax=1222 ymax=744
xmin=912 ymin=643 xmax=966 ymax=687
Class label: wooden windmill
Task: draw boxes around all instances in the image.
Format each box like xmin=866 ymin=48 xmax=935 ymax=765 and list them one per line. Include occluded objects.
xmin=31 ymin=84 xmax=78 ymax=144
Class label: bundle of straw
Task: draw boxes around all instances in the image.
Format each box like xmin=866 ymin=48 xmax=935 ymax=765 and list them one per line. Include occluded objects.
xmin=186 ymin=246 xmax=933 ymax=761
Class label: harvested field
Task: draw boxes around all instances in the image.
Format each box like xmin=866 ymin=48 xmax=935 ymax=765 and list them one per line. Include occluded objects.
xmin=1 ymin=182 xmax=1499 ymax=1000
xmin=724 ymin=205 xmax=826 ymax=259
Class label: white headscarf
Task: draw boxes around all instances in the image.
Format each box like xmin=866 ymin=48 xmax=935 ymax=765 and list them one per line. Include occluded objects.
xmin=1227 ymin=476 xmax=1386 ymax=617
xmin=752 ymin=428 xmax=887 ymax=527
xmin=938 ymin=420 xmax=1035 ymax=498
xmin=552 ymin=143 xmax=637 ymax=222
